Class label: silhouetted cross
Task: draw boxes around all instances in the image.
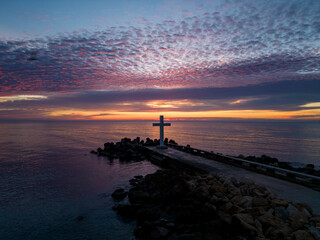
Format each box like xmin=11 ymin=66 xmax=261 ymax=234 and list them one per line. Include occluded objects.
xmin=153 ymin=115 xmax=171 ymax=148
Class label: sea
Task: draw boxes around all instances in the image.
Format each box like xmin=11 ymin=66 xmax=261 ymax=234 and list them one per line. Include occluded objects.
xmin=0 ymin=120 xmax=319 ymax=240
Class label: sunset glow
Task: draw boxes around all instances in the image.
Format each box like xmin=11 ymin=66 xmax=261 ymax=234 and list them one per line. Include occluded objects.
xmin=45 ymin=108 xmax=320 ymax=121
xmin=0 ymin=0 xmax=319 ymax=121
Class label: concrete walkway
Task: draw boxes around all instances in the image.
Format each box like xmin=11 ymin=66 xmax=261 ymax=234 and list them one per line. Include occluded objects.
xmin=147 ymin=146 xmax=320 ymax=214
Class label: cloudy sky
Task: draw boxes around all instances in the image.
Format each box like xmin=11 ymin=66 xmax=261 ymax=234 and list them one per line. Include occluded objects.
xmin=0 ymin=0 xmax=319 ymax=120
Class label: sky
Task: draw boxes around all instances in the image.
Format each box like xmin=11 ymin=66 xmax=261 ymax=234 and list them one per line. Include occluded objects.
xmin=0 ymin=0 xmax=319 ymax=121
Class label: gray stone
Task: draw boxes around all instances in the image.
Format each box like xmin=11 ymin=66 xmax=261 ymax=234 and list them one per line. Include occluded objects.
xmin=231 ymin=195 xmax=252 ymax=207
xmin=150 ymin=227 xmax=170 ymax=239
xmin=270 ymin=223 xmax=293 ymax=239
xmin=258 ymin=212 xmax=282 ymax=227
xmin=289 ymin=210 xmax=309 ymax=230
xmin=287 ymin=204 xmax=298 ymax=214
xmin=309 ymin=226 xmax=320 ymax=240
xmin=232 ymin=213 xmax=257 ymax=234
xmin=275 ymin=206 xmax=289 ymax=221
xmin=230 ymin=177 xmax=238 ymax=186
xmin=111 ymin=188 xmax=128 ymax=200
xmin=272 ymin=198 xmax=289 ymax=207
xmin=293 ymin=230 xmax=314 ymax=240
xmin=239 ymin=177 xmax=254 ymax=186
xmin=252 ymin=197 xmax=268 ymax=207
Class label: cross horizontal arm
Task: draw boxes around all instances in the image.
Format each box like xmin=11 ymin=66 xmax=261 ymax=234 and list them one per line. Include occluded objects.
xmin=163 ymin=123 xmax=171 ymax=126
xmin=153 ymin=123 xmax=160 ymax=126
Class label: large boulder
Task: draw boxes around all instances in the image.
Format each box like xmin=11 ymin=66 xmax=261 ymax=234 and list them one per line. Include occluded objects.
xmin=232 ymin=213 xmax=257 ymax=234
xmin=252 ymin=197 xmax=269 ymax=207
xmin=128 ymin=189 xmax=150 ymax=204
xmin=293 ymin=230 xmax=314 ymax=240
xmin=289 ymin=209 xmax=309 ymax=230
xmin=112 ymin=188 xmax=128 ymax=200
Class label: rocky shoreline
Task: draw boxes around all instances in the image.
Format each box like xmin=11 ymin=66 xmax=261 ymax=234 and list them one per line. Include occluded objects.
xmin=90 ymin=137 xmax=177 ymax=162
xmin=90 ymin=137 xmax=320 ymax=178
xmin=113 ymin=170 xmax=320 ymax=240
xmin=90 ymin=138 xmax=320 ymax=239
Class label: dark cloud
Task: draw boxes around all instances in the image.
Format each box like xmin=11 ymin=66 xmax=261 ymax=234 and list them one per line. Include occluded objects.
xmin=1 ymin=80 xmax=319 ymax=113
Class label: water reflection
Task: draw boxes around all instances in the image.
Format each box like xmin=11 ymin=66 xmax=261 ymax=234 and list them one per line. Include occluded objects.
xmin=0 ymin=120 xmax=319 ymax=239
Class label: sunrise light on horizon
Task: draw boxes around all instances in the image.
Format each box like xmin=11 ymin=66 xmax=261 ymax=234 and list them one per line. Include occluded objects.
xmin=1 ymin=0 xmax=320 ymax=120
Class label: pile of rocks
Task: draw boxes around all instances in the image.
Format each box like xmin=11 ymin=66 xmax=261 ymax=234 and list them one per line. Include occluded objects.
xmin=90 ymin=137 xmax=147 ymax=161
xmin=144 ymin=137 xmax=177 ymax=146
xmin=113 ymin=170 xmax=320 ymax=240
xmin=90 ymin=137 xmax=178 ymax=161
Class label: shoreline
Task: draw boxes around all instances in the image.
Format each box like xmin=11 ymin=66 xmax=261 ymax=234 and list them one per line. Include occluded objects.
xmin=113 ymin=170 xmax=320 ymax=240
xmin=91 ymin=137 xmax=320 ymax=239
xmin=91 ymin=137 xmax=320 ymax=182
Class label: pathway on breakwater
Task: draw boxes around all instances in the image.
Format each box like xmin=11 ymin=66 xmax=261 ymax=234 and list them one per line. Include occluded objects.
xmin=146 ymin=146 xmax=320 ymax=214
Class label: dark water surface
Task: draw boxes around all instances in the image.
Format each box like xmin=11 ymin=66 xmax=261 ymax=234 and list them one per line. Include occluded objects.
xmin=0 ymin=120 xmax=319 ymax=239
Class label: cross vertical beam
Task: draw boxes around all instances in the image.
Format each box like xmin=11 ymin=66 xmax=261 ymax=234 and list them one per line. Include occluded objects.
xmin=153 ymin=115 xmax=171 ymax=148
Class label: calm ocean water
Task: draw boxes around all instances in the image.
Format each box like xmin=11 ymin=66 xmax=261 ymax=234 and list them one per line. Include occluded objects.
xmin=0 ymin=120 xmax=319 ymax=239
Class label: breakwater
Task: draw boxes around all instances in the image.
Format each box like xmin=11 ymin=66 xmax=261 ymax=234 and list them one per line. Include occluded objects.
xmin=91 ymin=137 xmax=320 ymax=190
xmin=90 ymin=137 xmax=320 ymax=239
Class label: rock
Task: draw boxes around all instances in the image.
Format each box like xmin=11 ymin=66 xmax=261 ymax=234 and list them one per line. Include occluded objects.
xmin=287 ymin=204 xmax=299 ymax=214
xmin=232 ymin=213 xmax=257 ymax=234
xmin=295 ymin=203 xmax=313 ymax=216
xmin=209 ymin=181 xmax=227 ymax=194
xmin=177 ymin=233 xmax=202 ymax=240
xmin=97 ymin=147 xmax=103 ymax=153
xmin=258 ymin=212 xmax=283 ymax=228
xmin=136 ymin=207 xmax=159 ymax=223
xmin=169 ymin=139 xmax=177 ymax=144
xmin=185 ymin=180 xmax=197 ymax=191
xmin=150 ymin=227 xmax=170 ymax=240
xmin=310 ymin=216 xmax=320 ymax=225
xmin=112 ymin=204 xmax=142 ymax=218
xmin=111 ymin=169 xmax=316 ymax=240
xmin=129 ymin=178 xmax=140 ymax=186
xmin=220 ymin=202 xmax=233 ymax=212
xmin=230 ymin=177 xmax=239 ymax=186
xmin=252 ymin=187 xmax=268 ymax=198
xmin=128 ymin=189 xmax=150 ymax=204
xmin=252 ymin=197 xmax=268 ymax=207
xmin=309 ymin=226 xmax=320 ymax=240
xmin=239 ymin=185 xmax=251 ymax=196
xmin=228 ymin=186 xmax=241 ymax=196
xmin=239 ymin=177 xmax=254 ymax=186
xmin=194 ymin=185 xmax=210 ymax=200
xmin=204 ymin=202 xmax=217 ymax=212
xmin=293 ymin=230 xmax=314 ymax=240
xmin=289 ymin=209 xmax=310 ymax=230
xmin=275 ymin=206 xmax=289 ymax=221
xmin=231 ymin=195 xmax=251 ymax=207
xmin=269 ymin=223 xmax=293 ymax=239
xmin=272 ymin=198 xmax=289 ymax=207
xmin=255 ymin=219 xmax=263 ymax=235
xmin=210 ymin=195 xmax=219 ymax=204
xmin=111 ymin=188 xmax=128 ymax=200
xmin=303 ymin=208 xmax=312 ymax=218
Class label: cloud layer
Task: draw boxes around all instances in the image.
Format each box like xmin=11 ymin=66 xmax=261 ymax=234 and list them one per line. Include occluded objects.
xmin=1 ymin=80 xmax=319 ymax=120
xmin=1 ymin=0 xmax=320 ymax=95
